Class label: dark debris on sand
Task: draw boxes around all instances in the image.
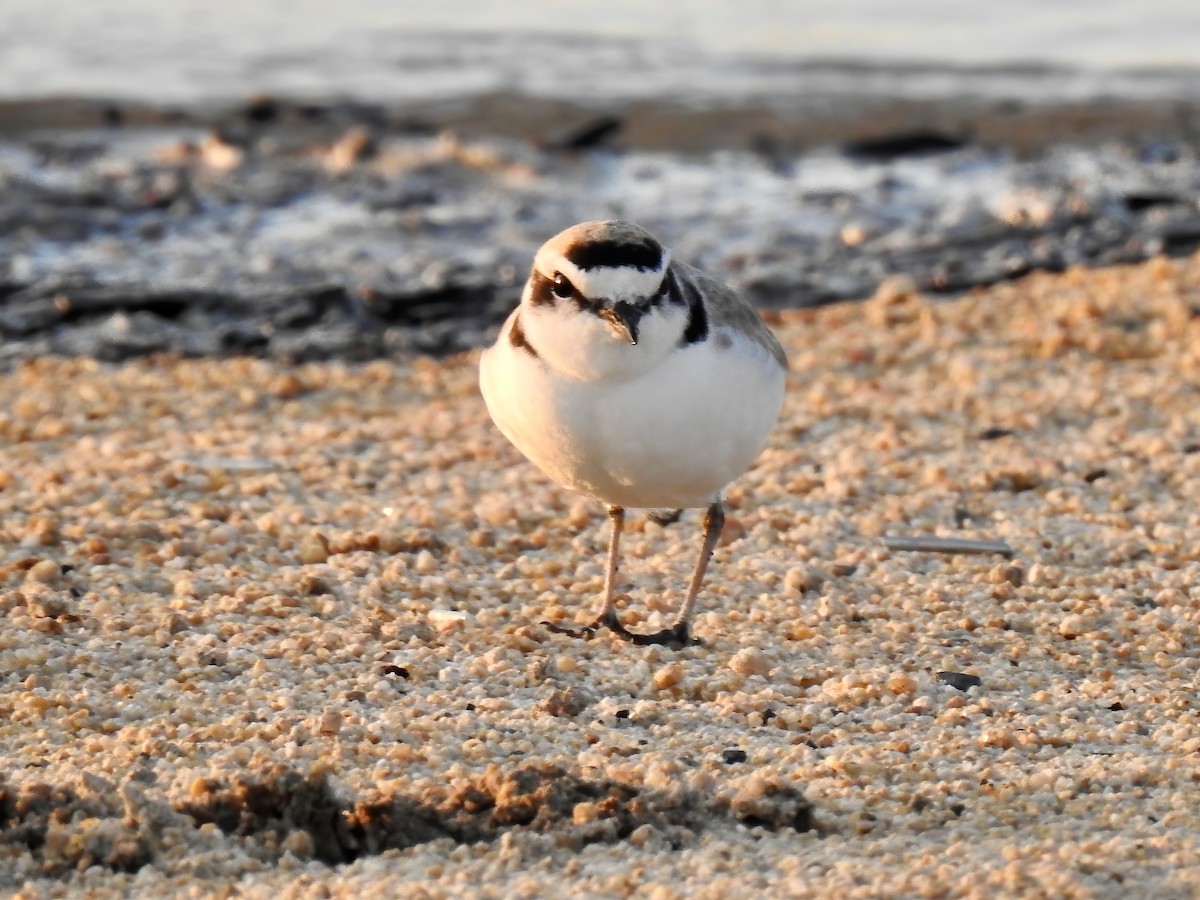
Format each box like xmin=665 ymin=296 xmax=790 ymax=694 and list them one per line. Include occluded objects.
xmin=0 ymin=763 xmax=813 ymax=880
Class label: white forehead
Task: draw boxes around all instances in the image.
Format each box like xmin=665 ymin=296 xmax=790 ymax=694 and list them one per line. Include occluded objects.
xmin=534 ymin=249 xmax=670 ymax=301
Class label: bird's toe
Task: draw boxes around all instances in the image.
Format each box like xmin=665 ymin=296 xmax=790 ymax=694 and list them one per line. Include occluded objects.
xmin=616 ymin=621 xmax=697 ymax=649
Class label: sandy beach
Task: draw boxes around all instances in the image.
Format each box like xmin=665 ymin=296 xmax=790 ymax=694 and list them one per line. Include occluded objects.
xmin=3 ymin=253 xmax=1200 ymax=897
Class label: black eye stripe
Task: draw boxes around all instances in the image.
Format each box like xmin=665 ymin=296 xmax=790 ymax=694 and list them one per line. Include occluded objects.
xmin=528 ymin=270 xmax=597 ymax=311
xmin=527 ymin=268 xmax=671 ymax=314
xmin=528 ymin=271 xmax=557 ymax=307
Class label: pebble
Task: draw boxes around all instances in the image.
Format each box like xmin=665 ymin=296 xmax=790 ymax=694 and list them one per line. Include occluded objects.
xmin=937 ymin=671 xmax=983 ymax=692
xmin=887 ymin=672 xmax=919 ymax=695
xmin=428 ymin=608 xmax=469 ymax=632
xmin=317 ymin=709 xmax=342 ymax=736
xmin=1058 ymin=614 xmax=1088 ymax=638
xmin=783 ymin=563 xmax=824 ymax=594
xmin=413 ymin=550 xmax=438 ymax=575
xmin=24 ymin=559 xmax=61 ymax=585
xmin=474 ymin=497 xmax=517 ymax=528
xmin=652 ymin=662 xmax=684 ymax=691
xmin=728 ymin=648 xmax=772 ymax=678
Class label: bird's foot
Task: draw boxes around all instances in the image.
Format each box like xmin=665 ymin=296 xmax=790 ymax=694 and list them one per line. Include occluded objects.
xmin=611 ymin=619 xmax=697 ymax=648
xmin=541 ymin=607 xmax=623 ymax=638
xmin=543 ymin=611 xmax=698 ymax=648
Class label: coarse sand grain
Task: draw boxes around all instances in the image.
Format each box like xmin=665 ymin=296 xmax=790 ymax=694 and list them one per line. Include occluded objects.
xmin=4 ymin=255 xmax=1200 ymax=897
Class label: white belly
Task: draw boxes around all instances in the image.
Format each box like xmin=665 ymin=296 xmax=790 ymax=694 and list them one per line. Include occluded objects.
xmin=480 ymin=325 xmax=786 ymax=509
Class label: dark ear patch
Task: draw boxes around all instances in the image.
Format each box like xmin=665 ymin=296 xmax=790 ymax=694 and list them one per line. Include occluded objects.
xmin=566 ymin=239 xmax=663 ymax=272
xmin=528 ymin=271 xmax=557 ymax=307
xmin=658 ymin=268 xmax=682 ymax=305
xmin=678 ymin=272 xmax=709 ymax=345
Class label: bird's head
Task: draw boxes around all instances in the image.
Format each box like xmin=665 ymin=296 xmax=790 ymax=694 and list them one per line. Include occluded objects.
xmin=519 ymin=220 xmax=688 ymax=380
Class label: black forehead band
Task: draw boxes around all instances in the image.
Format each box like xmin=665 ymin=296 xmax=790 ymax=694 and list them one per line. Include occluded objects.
xmin=564 ymin=239 xmax=663 ymax=272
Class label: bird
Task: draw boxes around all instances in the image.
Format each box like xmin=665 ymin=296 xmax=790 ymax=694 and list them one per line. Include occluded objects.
xmin=479 ymin=220 xmax=787 ymax=646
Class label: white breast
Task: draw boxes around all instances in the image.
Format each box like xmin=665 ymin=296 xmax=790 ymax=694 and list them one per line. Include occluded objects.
xmin=480 ymin=312 xmax=786 ymax=510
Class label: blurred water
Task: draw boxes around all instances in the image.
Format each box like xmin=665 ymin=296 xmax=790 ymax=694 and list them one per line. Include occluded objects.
xmin=5 ymin=123 xmax=1195 ymax=299
xmin=2 ymin=0 xmax=1200 ymax=103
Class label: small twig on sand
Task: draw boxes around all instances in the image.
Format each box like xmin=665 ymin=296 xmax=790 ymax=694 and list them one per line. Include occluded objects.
xmin=882 ymin=535 xmax=1015 ymax=558
xmin=185 ymin=457 xmax=276 ymax=472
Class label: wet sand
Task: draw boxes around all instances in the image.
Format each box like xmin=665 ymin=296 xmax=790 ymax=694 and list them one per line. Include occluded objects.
xmin=3 ymin=254 xmax=1200 ymax=897
xmin=5 ymin=86 xmax=1200 ymax=155
xmin=5 ymin=92 xmax=1200 ymax=370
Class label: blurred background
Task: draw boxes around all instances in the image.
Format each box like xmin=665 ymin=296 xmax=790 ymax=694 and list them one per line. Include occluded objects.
xmin=2 ymin=0 xmax=1200 ymax=363
xmin=5 ymin=0 xmax=1200 ymax=99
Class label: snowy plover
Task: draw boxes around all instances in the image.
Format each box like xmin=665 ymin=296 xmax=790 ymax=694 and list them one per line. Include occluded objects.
xmin=480 ymin=220 xmax=787 ymax=645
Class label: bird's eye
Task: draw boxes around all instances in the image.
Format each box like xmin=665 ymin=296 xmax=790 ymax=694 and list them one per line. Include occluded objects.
xmin=551 ymin=273 xmax=577 ymax=300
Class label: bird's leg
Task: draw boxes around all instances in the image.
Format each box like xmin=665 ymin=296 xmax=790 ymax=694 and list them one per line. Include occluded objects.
xmin=594 ymin=505 xmax=625 ymax=630
xmin=620 ymin=500 xmax=723 ymax=647
xmin=545 ymin=505 xmax=625 ymax=635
